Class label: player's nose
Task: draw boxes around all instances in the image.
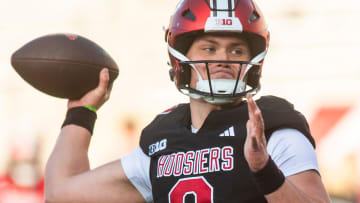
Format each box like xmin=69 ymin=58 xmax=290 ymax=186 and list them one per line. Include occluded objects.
xmin=214 ymin=49 xmax=231 ymax=68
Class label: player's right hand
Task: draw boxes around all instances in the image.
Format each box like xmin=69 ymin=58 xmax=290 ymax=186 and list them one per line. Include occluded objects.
xmin=67 ymin=68 xmax=112 ymax=110
xmin=244 ymin=93 xmax=269 ymax=172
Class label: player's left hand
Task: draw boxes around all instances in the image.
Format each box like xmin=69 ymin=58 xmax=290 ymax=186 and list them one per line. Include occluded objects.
xmin=244 ymin=93 xmax=269 ymax=172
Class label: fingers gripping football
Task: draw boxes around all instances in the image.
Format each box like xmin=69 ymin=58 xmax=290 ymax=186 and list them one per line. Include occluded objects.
xmin=244 ymin=94 xmax=269 ymax=172
xmin=67 ymin=68 xmax=112 ymax=110
xmin=98 ymin=68 xmax=112 ymax=102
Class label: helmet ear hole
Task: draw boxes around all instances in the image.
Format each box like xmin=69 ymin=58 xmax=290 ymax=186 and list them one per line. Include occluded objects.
xmin=179 ymin=64 xmax=191 ymax=85
xmin=247 ymin=66 xmax=260 ymax=88
xmin=169 ymin=69 xmax=175 ymax=81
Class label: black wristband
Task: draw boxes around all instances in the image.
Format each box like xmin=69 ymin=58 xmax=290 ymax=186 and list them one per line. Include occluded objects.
xmin=253 ymin=157 xmax=285 ymax=195
xmin=61 ymin=106 xmax=97 ymax=134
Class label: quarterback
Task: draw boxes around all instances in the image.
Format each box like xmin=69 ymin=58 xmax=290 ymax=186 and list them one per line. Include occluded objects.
xmin=45 ymin=0 xmax=331 ymax=202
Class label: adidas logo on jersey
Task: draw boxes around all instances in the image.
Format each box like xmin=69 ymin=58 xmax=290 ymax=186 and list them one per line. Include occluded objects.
xmin=219 ymin=126 xmax=235 ymax=137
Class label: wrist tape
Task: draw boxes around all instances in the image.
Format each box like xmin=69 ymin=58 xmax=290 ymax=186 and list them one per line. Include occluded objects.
xmin=253 ymin=157 xmax=285 ymax=195
xmin=62 ymin=106 xmax=97 ymax=134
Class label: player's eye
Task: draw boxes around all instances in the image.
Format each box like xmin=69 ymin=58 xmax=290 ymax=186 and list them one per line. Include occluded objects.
xmin=202 ymin=47 xmax=215 ymax=52
xmin=231 ymin=49 xmax=243 ymax=55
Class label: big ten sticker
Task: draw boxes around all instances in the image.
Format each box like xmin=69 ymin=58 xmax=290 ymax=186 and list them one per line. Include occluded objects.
xmin=216 ymin=18 xmax=233 ymax=25
xmin=149 ymin=139 xmax=167 ymax=155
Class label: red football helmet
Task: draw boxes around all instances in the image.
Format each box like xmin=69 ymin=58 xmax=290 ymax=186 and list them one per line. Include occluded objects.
xmin=165 ymin=0 xmax=269 ymax=104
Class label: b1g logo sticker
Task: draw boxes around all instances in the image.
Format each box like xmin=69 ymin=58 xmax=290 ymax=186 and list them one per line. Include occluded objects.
xmin=216 ymin=18 xmax=233 ymax=25
xmin=149 ymin=139 xmax=167 ymax=155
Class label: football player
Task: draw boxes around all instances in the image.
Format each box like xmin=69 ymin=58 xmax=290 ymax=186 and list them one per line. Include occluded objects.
xmin=45 ymin=0 xmax=331 ymax=202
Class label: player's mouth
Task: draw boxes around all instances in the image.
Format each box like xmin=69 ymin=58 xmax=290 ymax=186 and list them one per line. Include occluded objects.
xmin=209 ymin=67 xmax=235 ymax=79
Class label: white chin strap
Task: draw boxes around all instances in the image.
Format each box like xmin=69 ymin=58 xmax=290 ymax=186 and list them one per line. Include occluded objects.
xmin=167 ymin=38 xmax=267 ymax=104
xmin=194 ymin=79 xmax=246 ymax=104
xmin=196 ymin=79 xmax=245 ymax=94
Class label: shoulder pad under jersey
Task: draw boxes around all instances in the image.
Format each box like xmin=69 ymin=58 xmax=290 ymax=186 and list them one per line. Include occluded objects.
xmin=257 ymin=96 xmax=316 ymax=148
xmin=140 ymin=103 xmax=190 ymax=155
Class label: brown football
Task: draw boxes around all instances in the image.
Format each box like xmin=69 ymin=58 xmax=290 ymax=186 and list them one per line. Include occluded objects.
xmin=11 ymin=33 xmax=119 ymax=99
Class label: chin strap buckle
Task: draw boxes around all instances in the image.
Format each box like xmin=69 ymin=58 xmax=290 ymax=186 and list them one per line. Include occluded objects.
xmin=169 ymin=69 xmax=175 ymax=81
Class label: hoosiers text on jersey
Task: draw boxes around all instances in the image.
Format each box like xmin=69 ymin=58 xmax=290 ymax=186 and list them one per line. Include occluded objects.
xmin=157 ymin=146 xmax=234 ymax=178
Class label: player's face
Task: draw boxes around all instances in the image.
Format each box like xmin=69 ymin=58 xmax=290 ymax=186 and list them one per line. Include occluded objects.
xmin=186 ymin=34 xmax=251 ymax=88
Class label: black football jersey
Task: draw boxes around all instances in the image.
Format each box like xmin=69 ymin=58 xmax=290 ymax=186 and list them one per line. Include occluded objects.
xmin=140 ymin=96 xmax=315 ymax=203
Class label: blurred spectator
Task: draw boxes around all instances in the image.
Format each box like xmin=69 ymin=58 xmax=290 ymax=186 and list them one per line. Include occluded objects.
xmin=120 ymin=116 xmax=140 ymax=153
xmin=114 ymin=114 xmax=141 ymax=154
xmin=329 ymin=195 xmax=357 ymax=203
xmin=310 ymin=105 xmax=360 ymax=203
xmin=0 ymin=136 xmax=44 ymax=203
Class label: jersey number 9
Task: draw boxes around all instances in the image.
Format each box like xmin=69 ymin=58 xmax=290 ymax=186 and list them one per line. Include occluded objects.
xmin=168 ymin=176 xmax=213 ymax=203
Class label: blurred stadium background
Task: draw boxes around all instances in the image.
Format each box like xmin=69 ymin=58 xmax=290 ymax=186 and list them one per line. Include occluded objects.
xmin=0 ymin=0 xmax=359 ymax=202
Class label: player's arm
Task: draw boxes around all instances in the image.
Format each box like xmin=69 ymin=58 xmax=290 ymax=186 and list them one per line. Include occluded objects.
xmin=45 ymin=127 xmax=144 ymax=203
xmin=45 ymin=68 xmax=145 ymax=203
xmin=265 ymin=170 xmax=329 ymax=203
xmin=244 ymin=94 xmax=331 ymax=203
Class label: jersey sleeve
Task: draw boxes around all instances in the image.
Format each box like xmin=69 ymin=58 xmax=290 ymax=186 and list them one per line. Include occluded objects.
xmin=267 ymin=128 xmax=320 ymax=177
xmin=120 ymin=146 xmax=153 ymax=202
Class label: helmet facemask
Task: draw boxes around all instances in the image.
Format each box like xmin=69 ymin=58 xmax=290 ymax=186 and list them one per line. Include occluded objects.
xmin=175 ymin=59 xmax=263 ymax=104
